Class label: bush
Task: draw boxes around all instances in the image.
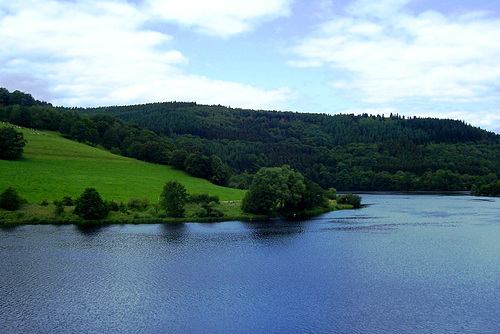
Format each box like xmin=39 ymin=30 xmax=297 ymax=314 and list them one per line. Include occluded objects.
xmin=0 ymin=187 xmax=26 ymax=211
xmin=73 ymin=188 xmax=109 ymax=220
xmin=325 ymin=188 xmax=337 ymax=200
xmin=61 ymin=195 xmax=74 ymax=206
xmin=107 ymin=201 xmax=120 ymax=212
xmin=40 ymin=199 xmax=49 ymax=206
xmin=127 ymin=197 xmax=150 ymax=211
xmin=336 ymin=193 xmax=362 ymax=208
xmin=195 ymin=202 xmax=224 ymax=218
xmin=54 ymin=202 xmax=65 ymax=215
xmin=187 ymin=193 xmax=220 ymax=204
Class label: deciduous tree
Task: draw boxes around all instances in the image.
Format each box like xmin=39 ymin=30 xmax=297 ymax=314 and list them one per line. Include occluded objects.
xmin=160 ymin=181 xmax=188 ymax=218
xmin=0 ymin=127 xmax=26 ymax=160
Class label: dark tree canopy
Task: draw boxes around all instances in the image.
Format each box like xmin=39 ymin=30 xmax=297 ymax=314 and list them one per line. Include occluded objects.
xmin=160 ymin=181 xmax=188 ymax=218
xmin=0 ymin=187 xmax=26 ymax=211
xmin=0 ymin=127 xmax=27 ymax=160
xmin=242 ymin=165 xmax=327 ymax=215
xmin=73 ymin=188 xmax=109 ymax=220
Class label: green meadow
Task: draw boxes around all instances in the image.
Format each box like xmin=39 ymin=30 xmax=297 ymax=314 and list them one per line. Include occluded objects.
xmin=0 ymin=126 xmax=246 ymax=203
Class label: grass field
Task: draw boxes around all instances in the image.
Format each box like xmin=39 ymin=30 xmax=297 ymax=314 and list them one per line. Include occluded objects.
xmin=0 ymin=125 xmax=246 ymax=203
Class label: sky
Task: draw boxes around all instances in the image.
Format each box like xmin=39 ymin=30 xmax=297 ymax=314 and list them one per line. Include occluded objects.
xmin=1 ymin=0 xmax=500 ymax=133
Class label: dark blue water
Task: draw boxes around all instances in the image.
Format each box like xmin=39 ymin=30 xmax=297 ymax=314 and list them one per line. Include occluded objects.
xmin=0 ymin=194 xmax=499 ymax=333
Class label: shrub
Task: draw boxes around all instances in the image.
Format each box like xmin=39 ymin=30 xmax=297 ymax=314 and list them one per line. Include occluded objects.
xmin=0 ymin=187 xmax=26 ymax=211
xmin=54 ymin=202 xmax=65 ymax=215
xmin=107 ymin=201 xmax=120 ymax=212
xmin=127 ymin=197 xmax=150 ymax=211
xmin=187 ymin=193 xmax=220 ymax=204
xmin=40 ymin=199 xmax=49 ymax=206
xmin=195 ymin=202 xmax=224 ymax=218
xmin=336 ymin=193 xmax=362 ymax=208
xmin=73 ymin=188 xmax=109 ymax=220
xmin=325 ymin=188 xmax=337 ymax=200
xmin=61 ymin=195 xmax=74 ymax=206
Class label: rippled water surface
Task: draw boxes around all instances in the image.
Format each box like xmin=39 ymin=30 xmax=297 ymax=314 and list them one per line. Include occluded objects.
xmin=1 ymin=194 xmax=499 ymax=333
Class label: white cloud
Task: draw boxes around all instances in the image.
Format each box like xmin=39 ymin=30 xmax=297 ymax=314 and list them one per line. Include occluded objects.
xmin=290 ymin=0 xmax=500 ymax=107
xmin=146 ymin=0 xmax=292 ymax=37
xmin=0 ymin=0 xmax=295 ymax=109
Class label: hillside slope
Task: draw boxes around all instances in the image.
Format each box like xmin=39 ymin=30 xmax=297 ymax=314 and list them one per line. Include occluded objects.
xmin=0 ymin=126 xmax=245 ymax=203
xmin=75 ymin=102 xmax=500 ymax=191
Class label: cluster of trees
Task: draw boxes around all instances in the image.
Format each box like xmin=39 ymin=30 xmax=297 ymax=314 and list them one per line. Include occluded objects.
xmin=241 ymin=165 xmax=329 ymax=215
xmin=471 ymin=181 xmax=500 ymax=197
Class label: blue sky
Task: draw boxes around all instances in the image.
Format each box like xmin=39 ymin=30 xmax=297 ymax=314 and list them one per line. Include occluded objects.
xmin=1 ymin=0 xmax=500 ymax=133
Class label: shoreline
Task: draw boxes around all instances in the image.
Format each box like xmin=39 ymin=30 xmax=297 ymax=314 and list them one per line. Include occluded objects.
xmin=0 ymin=203 xmax=354 ymax=227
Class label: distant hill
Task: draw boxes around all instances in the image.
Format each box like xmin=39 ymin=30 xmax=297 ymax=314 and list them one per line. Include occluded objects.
xmin=73 ymin=102 xmax=500 ymax=191
xmin=1 ymin=87 xmax=499 ymax=191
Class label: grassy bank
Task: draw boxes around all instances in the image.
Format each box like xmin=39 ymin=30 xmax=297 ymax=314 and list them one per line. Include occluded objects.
xmin=0 ymin=200 xmax=350 ymax=226
xmin=0 ymin=126 xmax=245 ymax=203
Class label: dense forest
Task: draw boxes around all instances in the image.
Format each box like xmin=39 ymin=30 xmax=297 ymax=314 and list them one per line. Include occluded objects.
xmin=1 ymin=87 xmax=499 ymax=193
xmin=73 ymin=101 xmax=500 ymax=192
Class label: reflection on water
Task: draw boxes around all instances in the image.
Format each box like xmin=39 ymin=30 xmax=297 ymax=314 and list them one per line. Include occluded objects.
xmin=0 ymin=194 xmax=499 ymax=333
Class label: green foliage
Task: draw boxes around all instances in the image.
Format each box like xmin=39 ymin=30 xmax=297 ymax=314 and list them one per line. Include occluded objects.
xmin=73 ymin=188 xmax=109 ymax=220
xmin=195 ymin=202 xmax=224 ymax=218
xmin=170 ymin=149 xmax=188 ymax=169
xmin=209 ymin=155 xmax=230 ymax=186
xmin=73 ymin=100 xmax=498 ymax=192
xmin=187 ymin=193 xmax=220 ymax=204
xmin=0 ymin=126 xmax=27 ymax=160
xmin=242 ymin=165 xmax=326 ymax=215
xmin=2 ymin=87 xmax=499 ymax=192
xmin=185 ymin=152 xmax=210 ymax=178
xmin=107 ymin=201 xmax=120 ymax=212
xmin=471 ymin=180 xmax=500 ymax=197
xmin=54 ymin=201 xmax=64 ymax=215
xmin=160 ymin=181 xmax=188 ymax=218
xmin=61 ymin=195 xmax=74 ymax=206
xmin=0 ymin=187 xmax=26 ymax=211
xmin=0 ymin=128 xmax=245 ymax=203
xmin=337 ymin=194 xmax=362 ymax=208
xmin=325 ymin=188 xmax=337 ymax=200
xmin=127 ymin=197 xmax=150 ymax=211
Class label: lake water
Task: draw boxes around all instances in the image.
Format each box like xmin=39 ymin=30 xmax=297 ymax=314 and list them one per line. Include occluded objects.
xmin=0 ymin=194 xmax=499 ymax=333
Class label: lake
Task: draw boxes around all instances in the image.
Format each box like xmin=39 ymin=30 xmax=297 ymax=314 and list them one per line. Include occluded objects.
xmin=0 ymin=194 xmax=499 ymax=333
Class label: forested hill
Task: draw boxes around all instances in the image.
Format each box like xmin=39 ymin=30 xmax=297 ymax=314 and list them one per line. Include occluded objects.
xmin=75 ymin=102 xmax=497 ymax=146
xmin=72 ymin=102 xmax=500 ymax=192
xmin=1 ymin=87 xmax=499 ymax=192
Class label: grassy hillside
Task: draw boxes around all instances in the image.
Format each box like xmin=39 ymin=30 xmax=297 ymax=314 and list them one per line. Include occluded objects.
xmin=0 ymin=126 xmax=245 ymax=203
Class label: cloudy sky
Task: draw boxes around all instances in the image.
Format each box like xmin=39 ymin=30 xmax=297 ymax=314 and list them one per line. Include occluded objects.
xmin=1 ymin=0 xmax=500 ymax=133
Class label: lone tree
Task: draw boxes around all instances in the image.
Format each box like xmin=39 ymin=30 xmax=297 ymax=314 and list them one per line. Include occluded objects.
xmin=0 ymin=187 xmax=26 ymax=211
xmin=0 ymin=127 xmax=27 ymax=160
xmin=160 ymin=181 xmax=188 ymax=218
xmin=73 ymin=188 xmax=109 ymax=220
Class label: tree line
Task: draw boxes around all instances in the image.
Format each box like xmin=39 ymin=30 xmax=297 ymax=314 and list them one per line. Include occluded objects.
xmin=73 ymin=99 xmax=499 ymax=192
xmin=2 ymin=87 xmax=499 ymax=193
